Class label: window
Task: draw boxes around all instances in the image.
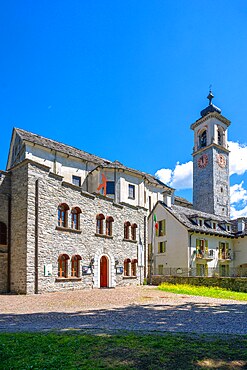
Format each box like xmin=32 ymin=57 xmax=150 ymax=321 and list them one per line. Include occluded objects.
xmin=96 ymin=214 xmax=105 ymax=234
xmin=196 ymin=239 xmax=208 ymax=258
xmin=158 ymin=264 xmax=164 ymax=275
xmin=106 ymin=181 xmax=115 ymax=195
xmin=220 ymin=264 xmax=229 ymax=277
xmin=212 ymin=222 xmax=217 ymax=229
xmin=158 ymin=241 xmax=166 ymax=253
xmin=58 ymin=203 xmax=69 ymax=228
xmin=128 ymin=184 xmax=135 ymax=199
xmin=58 ymin=254 xmax=70 ymax=278
xmin=131 ymin=259 xmax=138 ymax=276
xmin=124 ymin=258 xmax=131 ymax=276
xmin=199 ymin=219 xmax=203 ymax=227
xmin=124 ymin=258 xmax=137 ymax=277
xmin=106 ymin=216 xmax=114 ymax=236
xmin=218 ymin=128 xmax=223 ymax=145
xmin=71 ymin=255 xmax=82 ymax=277
xmin=196 ymin=263 xmax=208 ymax=277
xmin=124 ymin=221 xmax=131 ymax=239
xmin=131 ymin=223 xmax=137 ymax=241
xmin=0 ymin=222 xmax=7 ymax=245
xmin=219 ymin=242 xmax=230 ymax=260
xmin=72 ymin=175 xmax=81 ymax=187
xmin=199 ymin=129 xmax=207 ymax=148
xmin=71 ymin=207 xmax=81 ymax=230
xmin=149 ymin=196 xmax=152 ymax=212
xmin=158 ymin=220 xmax=166 ymax=236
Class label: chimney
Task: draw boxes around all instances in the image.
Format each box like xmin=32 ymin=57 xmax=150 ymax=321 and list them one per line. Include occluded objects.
xmin=163 ymin=194 xmax=172 ymax=208
xmin=237 ymin=218 xmax=245 ymax=232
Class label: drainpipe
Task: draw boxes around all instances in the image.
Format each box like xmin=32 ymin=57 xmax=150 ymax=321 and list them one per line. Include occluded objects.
xmin=34 ymin=179 xmax=39 ymax=294
xmin=86 ymin=161 xmax=89 ymax=192
xmin=189 ymin=231 xmax=194 ymax=276
xmin=144 ymin=216 xmax=147 ymax=278
xmin=114 ymin=167 xmax=117 ymax=203
xmin=7 ymin=194 xmax=11 ymax=293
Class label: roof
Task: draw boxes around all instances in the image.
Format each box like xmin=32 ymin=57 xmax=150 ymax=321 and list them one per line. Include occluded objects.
xmin=174 ymin=195 xmax=193 ymax=208
xmin=15 ymin=128 xmax=109 ymax=165
xmin=15 ymin=128 xmax=172 ymax=190
xmin=89 ymin=160 xmax=173 ymax=190
xmin=156 ymin=202 xmax=234 ymax=237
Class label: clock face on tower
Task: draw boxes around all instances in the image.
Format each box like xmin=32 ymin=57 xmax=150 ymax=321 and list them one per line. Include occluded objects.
xmin=197 ymin=154 xmax=208 ymax=168
xmin=217 ymin=154 xmax=226 ymax=168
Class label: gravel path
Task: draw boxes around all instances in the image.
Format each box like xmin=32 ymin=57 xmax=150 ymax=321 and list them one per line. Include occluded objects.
xmin=0 ymin=286 xmax=246 ymax=335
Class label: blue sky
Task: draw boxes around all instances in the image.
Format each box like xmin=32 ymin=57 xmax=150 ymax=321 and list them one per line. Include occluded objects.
xmin=1 ymin=1 xmax=247 ymax=217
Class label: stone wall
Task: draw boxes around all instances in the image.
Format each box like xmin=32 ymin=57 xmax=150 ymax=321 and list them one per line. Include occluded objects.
xmin=10 ymin=163 xmax=29 ymax=293
xmin=20 ymin=161 xmax=146 ymax=294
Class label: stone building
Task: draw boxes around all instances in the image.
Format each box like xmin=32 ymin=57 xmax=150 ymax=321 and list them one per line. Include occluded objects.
xmin=0 ymin=128 xmax=173 ymax=294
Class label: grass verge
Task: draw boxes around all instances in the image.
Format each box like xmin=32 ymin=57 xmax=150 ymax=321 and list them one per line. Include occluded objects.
xmin=0 ymin=332 xmax=246 ymax=369
xmin=158 ymin=282 xmax=247 ymax=301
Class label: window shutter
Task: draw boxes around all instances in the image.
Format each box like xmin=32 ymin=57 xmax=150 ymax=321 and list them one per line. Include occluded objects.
xmin=196 ymin=239 xmax=200 ymax=250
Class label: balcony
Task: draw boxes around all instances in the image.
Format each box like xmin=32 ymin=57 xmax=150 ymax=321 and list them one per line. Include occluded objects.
xmin=196 ymin=250 xmax=214 ymax=261
xmin=218 ymin=252 xmax=232 ymax=262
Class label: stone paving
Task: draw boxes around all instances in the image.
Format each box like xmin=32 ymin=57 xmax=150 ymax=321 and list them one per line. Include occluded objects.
xmin=0 ymin=286 xmax=246 ymax=335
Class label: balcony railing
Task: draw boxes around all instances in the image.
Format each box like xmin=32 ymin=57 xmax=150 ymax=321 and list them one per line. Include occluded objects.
xmin=218 ymin=252 xmax=232 ymax=260
xmin=196 ymin=250 xmax=215 ymax=260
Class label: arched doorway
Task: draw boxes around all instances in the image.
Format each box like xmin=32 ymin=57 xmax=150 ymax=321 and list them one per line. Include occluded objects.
xmin=100 ymin=255 xmax=108 ymax=287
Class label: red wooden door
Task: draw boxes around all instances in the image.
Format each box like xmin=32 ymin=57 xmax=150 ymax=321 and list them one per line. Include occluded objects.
xmin=100 ymin=256 xmax=108 ymax=287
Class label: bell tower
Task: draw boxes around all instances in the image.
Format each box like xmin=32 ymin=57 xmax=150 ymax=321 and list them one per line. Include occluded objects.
xmin=191 ymin=91 xmax=231 ymax=218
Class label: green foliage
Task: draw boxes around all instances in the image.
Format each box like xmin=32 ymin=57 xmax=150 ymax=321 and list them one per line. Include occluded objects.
xmin=0 ymin=332 xmax=246 ymax=369
xmin=151 ymin=276 xmax=247 ymax=293
xmin=158 ymin=282 xmax=247 ymax=300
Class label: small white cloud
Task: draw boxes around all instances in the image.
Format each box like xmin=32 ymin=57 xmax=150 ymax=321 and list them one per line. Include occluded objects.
xmin=155 ymin=161 xmax=193 ymax=190
xmin=230 ymin=181 xmax=247 ymax=204
xmin=230 ymin=205 xmax=247 ymax=219
xmin=230 ymin=181 xmax=247 ymax=218
xmin=171 ymin=161 xmax=193 ymax=189
xmin=229 ymin=141 xmax=247 ymax=176
xmin=155 ymin=168 xmax=172 ymax=185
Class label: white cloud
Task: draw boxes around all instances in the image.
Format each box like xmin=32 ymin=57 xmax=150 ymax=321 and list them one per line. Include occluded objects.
xmin=155 ymin=168 xmax=172 ymax=185
xmin=229 ymin=141 xmax=247 ymax=176
xmin=230 ymin=181 xmax=247 ymax=218
xmin=155 ymin=161 xmax=193 ymax=190
xmin=230 ymin=181 xmax=247 ymax=204
xmin=171 ymin=161 xmax=193 ymax=189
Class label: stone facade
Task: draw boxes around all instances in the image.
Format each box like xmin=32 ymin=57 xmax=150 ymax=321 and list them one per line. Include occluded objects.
xmin=7 ymin=160 xmax=146 ymax=294
xmin=191 ymin=111 xmax=231 ymax=218
xmin=193 ymin=146 xmax=230 ymax=217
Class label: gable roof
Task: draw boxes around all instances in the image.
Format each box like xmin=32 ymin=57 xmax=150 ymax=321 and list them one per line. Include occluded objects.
xmin=89 ymin=160 xmax=173 ymax=190
xmin=13 ymin=128 xmax=172 ymax=190
xmin=153 ymin=201 xmax=234 ymax=237
xmin=15 ymin=128 xmax=109 ymax=165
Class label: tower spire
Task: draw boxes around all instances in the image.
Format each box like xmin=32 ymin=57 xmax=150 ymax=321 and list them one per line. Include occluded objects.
xmin=200 ymin=89 xmax=221 ymax=117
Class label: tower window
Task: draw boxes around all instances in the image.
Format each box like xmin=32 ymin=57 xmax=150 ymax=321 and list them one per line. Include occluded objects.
xmin=221 ymin=187 xmax=223 ymax=193
xmin=199 ymin=130 xmax=207 ymax=148
xmin=218 ymin=127 xmax=223 ymax=146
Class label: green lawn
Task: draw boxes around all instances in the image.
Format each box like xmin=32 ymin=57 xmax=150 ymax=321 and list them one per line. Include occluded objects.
xmin=0 ymin=332 xmax=246 ymax=369
xmin=158 ymin=282 xmax=247 ymax=301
